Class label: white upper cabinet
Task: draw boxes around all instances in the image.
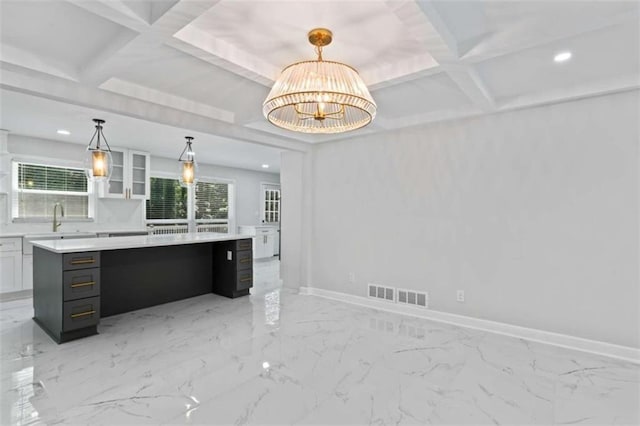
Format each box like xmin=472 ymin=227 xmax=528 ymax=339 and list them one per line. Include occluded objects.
xmin=98 ymin=148 xmax=150 ymax=200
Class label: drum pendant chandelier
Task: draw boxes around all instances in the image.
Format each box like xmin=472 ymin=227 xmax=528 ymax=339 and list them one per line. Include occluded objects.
xmin=263 ymin=28 xmax=377 ymax=134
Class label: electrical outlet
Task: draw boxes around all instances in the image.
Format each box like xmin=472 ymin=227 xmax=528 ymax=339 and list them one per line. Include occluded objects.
xmin=348 ymin=272 xmax=356 ymax=283
xmin=456 ymin=290 xmax=465 ymax=303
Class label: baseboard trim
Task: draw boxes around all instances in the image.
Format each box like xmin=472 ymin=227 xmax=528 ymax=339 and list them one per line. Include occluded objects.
xmin=299 ymin=287 xmax=640 ymax=364
xmin=0 ymin=290 xmax=33 ymax=302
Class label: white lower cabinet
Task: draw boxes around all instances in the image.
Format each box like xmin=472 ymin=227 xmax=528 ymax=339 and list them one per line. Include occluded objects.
xmin=238 ymin=226 xmax=275 ymax=259
xmin=0 ymin=238 xmax=23 ymax=293
xmin=22 ymin=254 xmax=33 ymax=290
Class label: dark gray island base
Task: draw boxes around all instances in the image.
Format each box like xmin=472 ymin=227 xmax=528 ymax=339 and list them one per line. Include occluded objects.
xmin=32 ymin=235 xmax=253 ymax=343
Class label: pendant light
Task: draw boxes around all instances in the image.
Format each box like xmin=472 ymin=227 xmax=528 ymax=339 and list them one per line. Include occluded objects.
xmin=178 ymin=136 xmax=197 ymax=186
xmin=84 ymin=118 xmax=113 ymax=181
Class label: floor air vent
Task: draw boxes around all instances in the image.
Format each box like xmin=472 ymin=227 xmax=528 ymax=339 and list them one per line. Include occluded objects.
xmin=397 ymin=288 xmax=428 ymax=308
xmin=368 ymin=284 xmax=395 ymax=302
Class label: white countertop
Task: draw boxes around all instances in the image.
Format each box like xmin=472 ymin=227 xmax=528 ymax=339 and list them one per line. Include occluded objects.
xmin=32 ymin=233 xmax=249 ymax=254
xmin=0 ymin=233 xmax=27 ymax=238
xmin=0 ymin=228 xmax=148 ymax=238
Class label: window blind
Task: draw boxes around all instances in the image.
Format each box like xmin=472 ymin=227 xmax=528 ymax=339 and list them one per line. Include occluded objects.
xmin=195 ymin=181 xmax=229 ymax=220
xmin=14 ymin=163 xmax=89 ymax=219
xmin=146 ymin=177 xmax=188 ymax=220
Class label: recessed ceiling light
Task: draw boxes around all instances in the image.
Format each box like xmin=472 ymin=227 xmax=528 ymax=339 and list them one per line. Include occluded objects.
xmin=57 ymin=129 xmax=71 ymax=135
xmin=261 ymin=164 xmax=269 ymax=168
xmin=554 ymin=51 xmax=572 ymax=63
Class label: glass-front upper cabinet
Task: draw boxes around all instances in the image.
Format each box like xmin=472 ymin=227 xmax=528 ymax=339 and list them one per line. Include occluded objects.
xmin=99 ymin=148 xmax=150 ymax=200
xmin=130 ymin=151 xmax=148 ymax=198
xmin=107 ymin=150 xmax=125 ymax=197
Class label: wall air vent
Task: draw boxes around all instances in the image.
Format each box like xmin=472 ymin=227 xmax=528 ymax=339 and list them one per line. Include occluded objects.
xmin=368 ymin=283 xmax=395 ymax=302
xmin=397 ymin=288 xmax=428 ymax=308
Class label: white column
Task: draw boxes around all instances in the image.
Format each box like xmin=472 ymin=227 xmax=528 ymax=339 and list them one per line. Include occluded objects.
xmin=280 ymin=150 xmax=313 ymax=289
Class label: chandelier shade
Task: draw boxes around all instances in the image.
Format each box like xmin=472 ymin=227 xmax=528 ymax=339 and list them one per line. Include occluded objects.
xmin=263 ymin=29 xmax=376 ymax=134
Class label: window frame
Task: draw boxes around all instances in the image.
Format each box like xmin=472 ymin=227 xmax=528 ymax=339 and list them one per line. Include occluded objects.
xmin=11 ymin=158 xmax=95 ymax=222
xmin=145 ymin=173 xmax=189 ymax=224
xmin=145 ymin=173 xmax=236 ymax=233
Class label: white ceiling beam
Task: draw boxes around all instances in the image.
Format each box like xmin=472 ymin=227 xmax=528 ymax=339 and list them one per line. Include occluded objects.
xmin=0 ymin=64 xmax=309 ymax=153
xmin=497 ymin=74 xmax=640 ymax=112
xmin=368 ymin=67 xmax=443 ymax=92
xmin=64 ymin=0 xmax=150 ymax=33
xmin=441 ymin=64 xmax=496 ymax=112
xmin=373 ymin=105 xmax=483 ymax=131
xmin=460 ymin=10 xmax=639 ymax=64
xmin=0 ymin=45 xmax=78 ymax=82
xmin=413 ymin=0 xmax=496 ymax=112
xmin=73 ymin=0 xmax=222 ymax=86
xmin=410 ymin=0 xmax=459 ymax=60
xmin=100 ymin=78 xmax=234 ymax=123
xmin=166 ymin=31 xmax=276 ymax=87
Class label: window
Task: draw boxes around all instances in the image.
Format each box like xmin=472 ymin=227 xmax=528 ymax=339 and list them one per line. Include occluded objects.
xmin=261 ymin=183 xmax=280 ymax=223
xmin=195 ymin=181 xmax=229 ymax=220
xmin=13 ymin=162 xmax=91 ymax=219
xmin=146 ymin=177 xmax=188 ymax=221
xmin=146 ymin=177 xmax=232 ymax=233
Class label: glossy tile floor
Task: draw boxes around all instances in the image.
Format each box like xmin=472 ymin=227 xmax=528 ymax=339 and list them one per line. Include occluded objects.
xmin=2 ymin=258 xmax=639 ymax=425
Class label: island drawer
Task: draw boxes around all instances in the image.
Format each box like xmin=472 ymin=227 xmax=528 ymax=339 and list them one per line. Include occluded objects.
xmin=63 ymin=252 xmax=100 ymax=270
xmin=63 ymin=297 xmax=100 ymax=332
xmin=63 ymin=268 xmax=100 ymax=301
xmin=236 ymin=250 xmax=252 ymax=270
xmin=237 ymin=269 xmax=253 ymax=290
xmin=235 ymin=239 xmax=252 ymax=251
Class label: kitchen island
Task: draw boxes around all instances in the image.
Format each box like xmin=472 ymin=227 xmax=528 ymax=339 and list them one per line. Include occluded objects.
xmin=31 ymin=233 xmax=253 ymax=343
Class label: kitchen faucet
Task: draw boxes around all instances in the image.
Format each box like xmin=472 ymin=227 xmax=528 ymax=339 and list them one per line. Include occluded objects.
xmin=52 ymin=202 xmax=64 ymax=232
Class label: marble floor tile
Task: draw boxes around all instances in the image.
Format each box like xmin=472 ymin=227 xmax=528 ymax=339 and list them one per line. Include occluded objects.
xmin=1 ymin=258 xmax=638 ymax=425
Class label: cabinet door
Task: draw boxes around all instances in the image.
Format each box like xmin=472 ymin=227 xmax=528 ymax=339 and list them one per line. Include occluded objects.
xmin=0 ymin=251 xmax=23 ymax=293
xmin=254 ymin=232 xmax=275 ymax=259
xmin=264 ymin=233 xmax=275 ymax=257
xmin=104 ymin=149 xmax=126 ymax=198
xmin=129 ymin=151 xmax=150 ymax=199
xmin=253 ymin=236 xmax=265 ymax=259
xmin=22 ymin=254 xmax=33 ymax=290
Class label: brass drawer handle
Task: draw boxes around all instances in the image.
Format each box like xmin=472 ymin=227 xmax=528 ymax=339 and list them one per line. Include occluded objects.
xmin=71 ymin=259 xmax=95 ymax=265
xmin=240 ymin=277 xmax=252 ymax=282
xmin=71 ymin=281 xmax=95 ymax=288
xmin=240 ymin=258 xmax=251 ymax=263
xmin=70 ymin=310 xmax=96 ymax=319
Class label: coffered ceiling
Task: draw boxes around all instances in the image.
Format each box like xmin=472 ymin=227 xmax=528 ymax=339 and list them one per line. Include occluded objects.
xmin=0 ymin=0 xmax=638 ymax=171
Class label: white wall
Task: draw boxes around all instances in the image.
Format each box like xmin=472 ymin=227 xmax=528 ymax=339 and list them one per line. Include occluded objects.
xmin=0 ymin=135 xmax=279 ymax=234
xmin=310 ymin=90 xmax=639 ymax=348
